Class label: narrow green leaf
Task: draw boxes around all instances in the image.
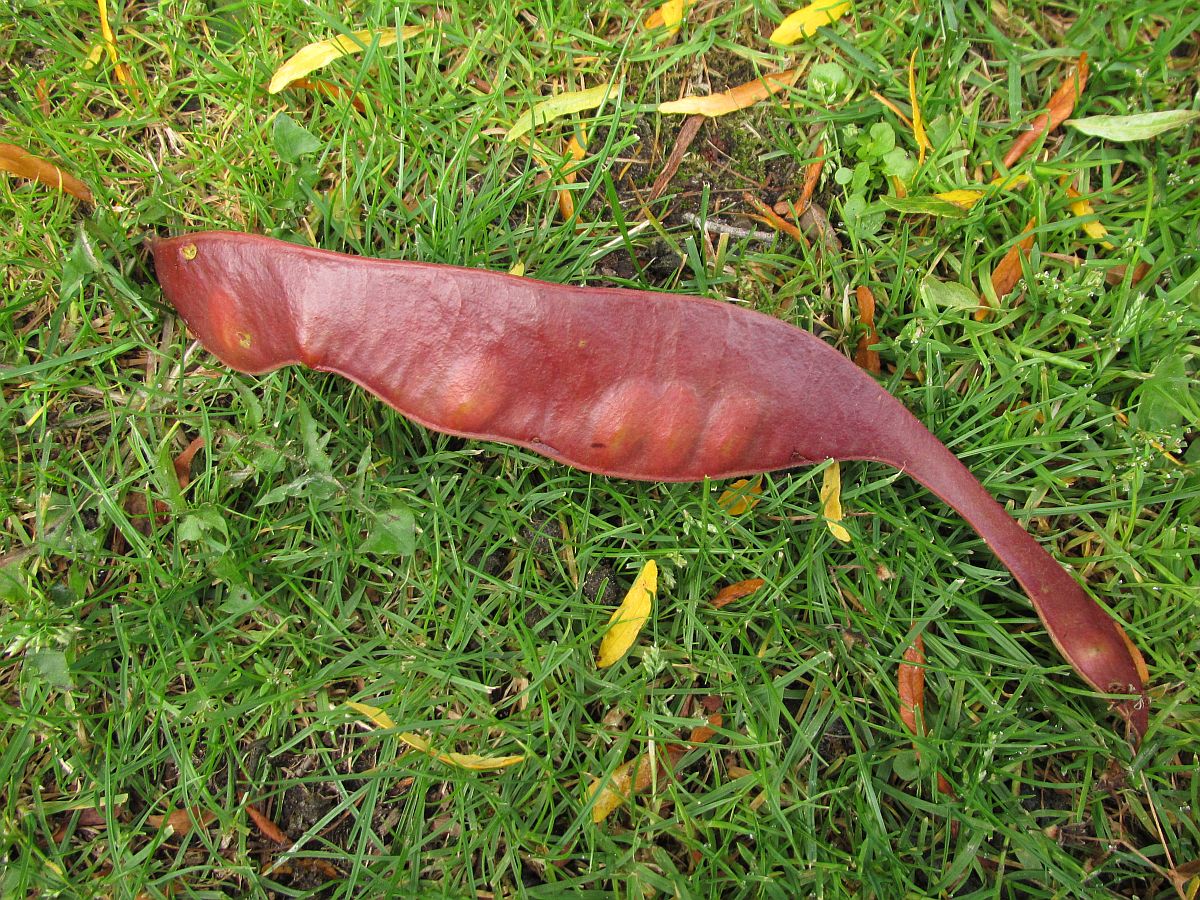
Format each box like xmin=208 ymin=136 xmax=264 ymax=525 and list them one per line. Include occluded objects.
xmin=879 ymin=195 xmax=968 ymax=218
xmin=1064 ymin=110 xmax=1200 ymax=141
xmin=506 ymin=84 xmax=615 ymax=142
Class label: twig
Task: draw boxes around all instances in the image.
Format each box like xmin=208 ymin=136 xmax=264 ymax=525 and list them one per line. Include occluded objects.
xmin=681 ymin=212 xmax=778 ymax=244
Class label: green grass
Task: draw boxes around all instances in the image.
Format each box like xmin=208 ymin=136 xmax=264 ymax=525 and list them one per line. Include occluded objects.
xmin=2 ymin=0 xmax=1198 ymax=896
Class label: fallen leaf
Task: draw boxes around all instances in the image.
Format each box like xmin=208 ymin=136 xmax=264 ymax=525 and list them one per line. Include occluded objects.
xmin=977 ymin=218 xmax=1036 ymax=321
xmin=0 ymin=142 xmax=94 ymax=204
xmin=590 ymin=714 xmax=721 ymax=822
xmin=172 ymin=436 xmax=205 ymax=489
xmin=872 ymin=90 xmax=913 ymax=131
xmin=819 ymin=462 xmax=851 ymax=542
xmin=659 ymin=68 xmax=800 ymax=118
xmin=933 ymin=189 xmax=984 ymax=209
xmin=506 ymin=84 xmax=615 ymax=142
xmin=798 ymin=140 xmax=826 ymax=210
xmin=346 ymin=702 xmax=525 ymax=769
xmin=1064 ymin=186 xmax=1114 ymax=248
xmin=648 ymin=114 xmax=704 ymax=202
xmin=268 ymin=26 xmax=423 ymax=94
xmin=854 ymin=284 xmax=881 ymax=374
xmin=1002 ymin=53 xmax=1088 ymax=168
xmin=1065 ymin=109 xmax=1200 ymax=141
xmin=898 ymin=632 xmax=926 ymax=735
xmin=908 ymin=51 xmax=930 ymax=164
xmin=744 ymin=193 xmax=807 ymax=245
xmin=558 ymin=129 xmax=588 ymax=220
xmin=897 ymin=631 xmax=956 ymax=797
xmin=96 ymin=0 xmax=133 ymax=86
xmin=769 ymin=0 xmax=851 ymax=45
xmin=245 ymin=803 xmax=289 ymax=844
xmin=285 ymin=77 xmax=369 ymax=113
xmin=597 ymin=560 xmax=657 ymax=667
xmin=710 ymin=578 xmax=766 ymax=609
xmin=346 ymin=700 xmax=396 ymax=730
xmin=148 ymin=806 xmax=216 ymax=837
xmin=717 ymin=476 xmax=763 ymax=515
xmin=396 ymin=731 xmax=525 ymax=770
xmin=644 ymin=0 xmax=696 ymax=36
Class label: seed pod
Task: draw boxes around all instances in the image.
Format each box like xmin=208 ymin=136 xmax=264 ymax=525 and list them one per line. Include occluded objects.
xmin=151 ymin=231 xmax=1148 ymax=738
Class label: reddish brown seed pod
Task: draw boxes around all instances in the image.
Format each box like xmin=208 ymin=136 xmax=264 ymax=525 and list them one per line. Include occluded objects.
xmin=150 ymin=231 xmax=1148 ymax=738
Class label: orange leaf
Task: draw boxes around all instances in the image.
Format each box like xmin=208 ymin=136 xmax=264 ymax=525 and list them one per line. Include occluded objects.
xmin=1002 ymin=53 xmax=1088 ymax=168
xmin=148 ymin=806 xmax=216 ymax=837
xmin=659 ymin=69 xmax=800 ymax=118
xmin=172 ymin=436 xmax=205 ymax=489
xmin=0 ymin=142 xmax=94 ymax=204
xmin=898 ymin=633 xmax=926 ymax=735
xmin=710 ymin=578 xmax=766 ymax=609
xmin=798 ymin=140 xmax=826 ymax=210
xmin=717 ymin=476 xmax=762 ymax=515
xmin=245 ymin=803 xmax=289 ymax=844
xmin=287 ymin=77 xmax=369 ymax=113
xmin=558 ymin=130 xmax=589 ymax=220
xmin=744 ymin=193 xmax=807 ymax=246
xmin=977 ymin=218 xmax=1036 ymax=321
xmin=853 ymin=285 xmax=881 ymax=374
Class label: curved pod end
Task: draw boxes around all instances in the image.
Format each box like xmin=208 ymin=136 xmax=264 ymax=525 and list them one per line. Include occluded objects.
xmin=149 ymin=232 xmax=303 ymax=375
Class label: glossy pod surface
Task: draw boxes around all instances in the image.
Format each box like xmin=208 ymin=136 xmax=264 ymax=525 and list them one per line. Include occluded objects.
xmin=151 ymin=231 xmax=1148 ymax=737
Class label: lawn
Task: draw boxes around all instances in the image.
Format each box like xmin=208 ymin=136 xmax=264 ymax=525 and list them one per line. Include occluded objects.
xmin=2 ymin=0 xmax=1198 ymax=896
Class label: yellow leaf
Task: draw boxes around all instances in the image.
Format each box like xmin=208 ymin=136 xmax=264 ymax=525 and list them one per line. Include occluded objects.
xmin=717 ymin=476 xmax=763 ymax=515
xmin=659 ymin=68 xmax=800 ymax=117
xmin=506 ymin=84 xmax=615 ymax=143
xmin=1065 ymin=187 xmax=1114 ymax=248
xmin=347 ymin=703 xmax=524 ymax=769
xmin=819 ymin=462 xmax=851 ymax=542
xmin=909 ymin=50 xmax=930 ymax=164
xmin=83 ymin=43 xmax=105 ymax=69
xmin=769 ymin=0 xmax=851 ymax=45
xmin=645 ymin=0 xmax=696 ymax=35
xmin=508 ymin=261 xmax=525 ymax=277
xmin=934 ymin=189 xmax=983 ymax=209
xmin=597 ymin=560 xmax=657 ymax=668
xmin=346 ymin=700 xmax=397 ymax=730
xmin=588 ymin=759 xmax=637 ymax=822
xmin=96 ymin=0 xmax=132 ymax=86
xmin=396 ymin=732 xmax=525 ymax=770
xmin=268 ymin=26 xmax=423 ymax=94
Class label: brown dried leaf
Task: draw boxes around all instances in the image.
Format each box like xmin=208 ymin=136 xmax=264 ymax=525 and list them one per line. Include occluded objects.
xmin=246 ymin=803 xmax=289 ymax=845
xmin=659 ymin=69 xmax=800 ymax=117
xmin=710 ymin=578 xmax=766 ymax=609
xmin=854 ymin=285 xmax=881 ymax=374
xmin=1002 ymin=53 xmax=1088 ymax=168
xmin=172 ymin=436 xmax=205 ymax=489
xmin=0 ymin=142 xmax=94 ymax=204
xmin=649 ymin=114 xmax=704 ymax=202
